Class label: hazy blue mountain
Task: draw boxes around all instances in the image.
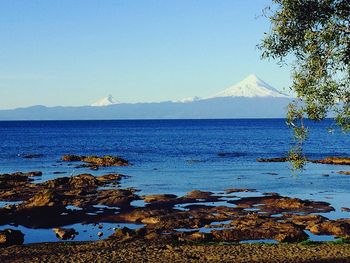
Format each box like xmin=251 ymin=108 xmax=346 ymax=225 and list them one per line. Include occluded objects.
xmin=0 ymin=75 xmax=293 ymax=120
xmin=0 ymin=97 xmax=291 ymax=120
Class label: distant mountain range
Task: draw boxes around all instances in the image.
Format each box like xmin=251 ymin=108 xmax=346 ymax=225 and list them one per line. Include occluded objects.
xmin=0 ymin=75 xmax=293 ymax=120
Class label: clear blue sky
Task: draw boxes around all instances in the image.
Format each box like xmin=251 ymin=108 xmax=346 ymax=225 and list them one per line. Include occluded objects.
xmin=0 ymin=0 xmax=292 ymax=109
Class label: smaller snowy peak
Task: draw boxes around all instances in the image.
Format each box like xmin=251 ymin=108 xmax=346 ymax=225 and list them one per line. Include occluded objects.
xmin=210 ymin=74 xmax=289 ymax=99
xmin=91 ymin=95 xmax=119 ymax=107
xmin=174 ymin=96 xmax=201 ymax=103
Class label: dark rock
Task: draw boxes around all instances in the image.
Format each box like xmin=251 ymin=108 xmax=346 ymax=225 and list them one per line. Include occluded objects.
xmin=62 ymin=155 xmax=129 ymax=166
xmin=21 ymin=154 xmax=44 ymax=159
xmin=225 ymin=188 xmax=256 ymax=194
xmin=179 ymin=231 xmax=213 ymax=242
xmin=43 ymin=174 xmax=99 ymax=190
xmin=96 ymin=189 xmax=139 ymax=208
xmin=185 ymin=190 xmax=213 ymax=199
xmin=53 ymin=171 xmax=67 ymax=174
xmin=212 ymin=214 xmax=308 ymax=243
xmin=68 ymin=174 xmax=99 ymax=189
xmin=22 ymin=190 xmax=64 ymax=208
xmin=0 ymin=229 xmax=24 ymax=247
xmin=308 ymin=220 xmax=350 ymax=237
xmin=288 ymin=214 xmax=327 ymax=228
xmin=97 ymin=173 xmax=124 ymax=182
xmin=89 ymin=165 xmax=99 ymax=170
xmin=257 ymin=157 xmax=288 ymax=162
xmin=311 ymin=157 xmax=350 ymax=165
xmin=61 ymin=155 xmax=82 ymax=162
xmin=217 ymin=152 xmax=245 ymax=158
xmin=143 ymin=194 xmax=178 ymax=203
xmin=229 ymin=195 xmax=334 ymax=214
xmin=341 ymin=207 xmax=350 ymax=212
xmin=0 ymin=173 xmax=31 ymax=183
xmin=74 ymin=164 xmax=99 ymax=170
xmin=53 ymin=227 xmax=78 ymax=240
xmin=338 ymin=171 xmax=350 ymax=175
xmin=111 ymin=227 xmax=138 ymax=240
xmin=22 ymin=171 xmax=42 ymax=177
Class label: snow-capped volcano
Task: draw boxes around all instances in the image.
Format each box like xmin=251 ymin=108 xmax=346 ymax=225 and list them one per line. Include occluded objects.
xmin=91 ymin=95 xmax=119 ymax=107
xmin=210 ymin=74 xmax=289 ymax=98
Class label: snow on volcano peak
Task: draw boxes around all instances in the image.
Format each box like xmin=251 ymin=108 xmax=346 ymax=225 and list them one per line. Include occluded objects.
xmin=91 ymin=95 xmax=119 ymax=106
xmin=210 ymin=74 xmax=289 ymax=98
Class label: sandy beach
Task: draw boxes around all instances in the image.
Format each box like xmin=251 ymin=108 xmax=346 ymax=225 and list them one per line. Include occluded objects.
xmin=1 ymin=239 xmax=350 ymax=263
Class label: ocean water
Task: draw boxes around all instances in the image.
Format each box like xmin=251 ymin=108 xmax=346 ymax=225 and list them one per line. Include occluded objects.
xmin=0 ymin=119 xmax=349 ymax=243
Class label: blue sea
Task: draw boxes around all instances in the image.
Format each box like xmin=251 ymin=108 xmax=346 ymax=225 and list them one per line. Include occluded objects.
xmin=0 ymin=119 xmax=349 ymax=243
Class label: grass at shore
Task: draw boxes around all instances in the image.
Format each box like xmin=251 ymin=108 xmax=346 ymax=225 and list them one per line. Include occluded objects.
xmin=299 ymin=237 xmax=350 ymax=246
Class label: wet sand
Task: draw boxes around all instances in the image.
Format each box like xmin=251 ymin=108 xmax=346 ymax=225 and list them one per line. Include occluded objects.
xmin=1 ymin=240 xmax=350 ymax=263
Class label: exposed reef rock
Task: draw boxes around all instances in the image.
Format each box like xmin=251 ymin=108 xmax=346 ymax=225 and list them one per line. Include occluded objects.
xmin=338 ymin=171 xmax=350 ymax=175
xmin=212 ymin=214 xmax=308 ymax=242
xmin=258 ymin=156 xmax=350 ymax=166
xmin=62 ymin=155 xmax=129 ymax=166
xmin=0 ymin=171 xmax=347 ymax=243
xmin=311 ymin=157 xmax=350 ymax=165
xmin=307 ymin=220 xmax=350 ymax=237
xmin=257 ymin=157 xmax=289 ymax=162
xmin=143 ymin=194 xmax=178 ymax=203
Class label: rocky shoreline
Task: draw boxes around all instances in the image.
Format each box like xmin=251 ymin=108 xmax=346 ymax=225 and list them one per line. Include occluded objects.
xmin=1 ymin=154 xmax=350 ymax=261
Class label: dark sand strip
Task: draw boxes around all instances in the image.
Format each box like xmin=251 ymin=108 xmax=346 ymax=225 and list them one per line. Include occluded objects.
xmin=1 ymin=240 xmax=350 ymax=263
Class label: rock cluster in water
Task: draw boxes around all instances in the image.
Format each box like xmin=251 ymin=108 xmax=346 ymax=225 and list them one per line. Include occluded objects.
xmin=62 ymin=155 xmax=130 ymax=167
xmin=1 ymin=153 xmax=350 ymax=247
xmin=258 ymin=156 xmax=350 ymax=165
xmin=1 ymin=166 xmax=350 ymax=247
